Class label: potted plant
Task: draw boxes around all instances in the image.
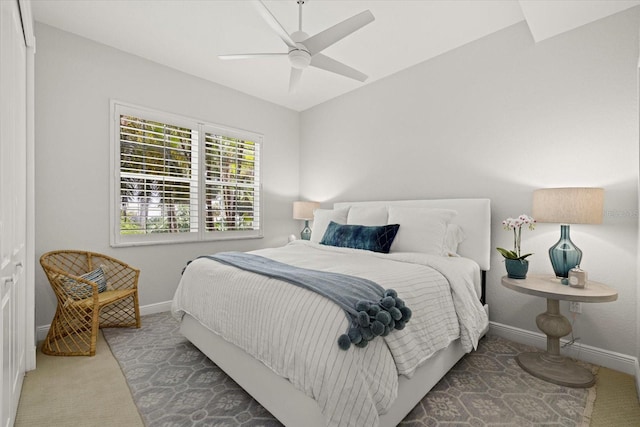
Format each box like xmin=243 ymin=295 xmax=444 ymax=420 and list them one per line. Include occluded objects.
xmin=497 ymin=214 xmax=536 ymax=279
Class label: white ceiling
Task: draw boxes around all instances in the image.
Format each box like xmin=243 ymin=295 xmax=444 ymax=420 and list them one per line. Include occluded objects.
xmin=31 ymin=0 xmax=640 ymax=112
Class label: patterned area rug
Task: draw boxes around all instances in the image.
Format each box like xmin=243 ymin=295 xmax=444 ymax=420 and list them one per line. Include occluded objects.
xmin=103 ymin=312 xmax=596 ymax=427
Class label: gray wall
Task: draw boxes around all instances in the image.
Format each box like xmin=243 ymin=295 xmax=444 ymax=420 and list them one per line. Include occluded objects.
xmin=300 ymin=10 xmax=640 ymax=357
xmin=34 ymin=23 xmax=300 ymax=327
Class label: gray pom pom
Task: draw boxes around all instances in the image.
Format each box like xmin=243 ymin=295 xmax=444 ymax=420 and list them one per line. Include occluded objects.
xmin=388 ymin=319 xmax=395 ymax=330
xmin=368 ymin=305 xmax=380 ymax=316
xmin=400 ymin=306 xmax=412 ymax=321
xmin=395 ymin=320 xmax=406 ymax=330
xmin=376 ymin=311 xmax=391 ymax=326
xmin=348 ymin=327 xmax=363 ymax=344
xmin=361 ymin=327 xmax=374 ymax=341
xmin=357 ymin=311 xmax=370 ymax=327
xmin=371 ymin=320 xmax=385 ymax=336
xmin=355 ymin=339 xmax=368 ymax=348
xmin=384 ymin=289 xmax=398 ymax=298
xmin=395 ymin=298 xmax=405 ymax=308
xmin=381 ymin=296 xmax=396 ymax=309
xmin=338 ymin=334 xmax=351 ymax=350
xmin=355 ymin=300 xmax=370 ymax=312
xmin=389 ymin=307 xmax=402 ymax=321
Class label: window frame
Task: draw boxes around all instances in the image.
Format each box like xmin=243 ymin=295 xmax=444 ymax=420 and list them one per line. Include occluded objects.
xmin=110 ymin=100 xmax=263 ymax=247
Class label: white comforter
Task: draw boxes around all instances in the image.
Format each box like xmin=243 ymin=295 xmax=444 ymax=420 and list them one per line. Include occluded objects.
xmin=172 ymin=240 xmax=488 ymax=427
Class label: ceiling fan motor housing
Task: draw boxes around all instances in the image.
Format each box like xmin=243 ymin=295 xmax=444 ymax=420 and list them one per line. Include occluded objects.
xmin=289 ymin=48 xmax=311 ymax=69
xmin=289 ymin=31 xmax=311 ymax=69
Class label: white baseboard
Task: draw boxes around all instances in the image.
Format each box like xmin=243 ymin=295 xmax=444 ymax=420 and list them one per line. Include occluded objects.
xmin=36 ymin=325 xmax=47 ymax=343
xmin=36 ymin=300 xmax=173 ymax=343
xmin=489 ymin=321 xmax=638 ymax=376
xmin=635 ymin=358 xmax=640 ymax=403
xmin=139 ymin=300 xmax=173 ymax=316
xmin=26 ymin=345 xmax=37 ymax=371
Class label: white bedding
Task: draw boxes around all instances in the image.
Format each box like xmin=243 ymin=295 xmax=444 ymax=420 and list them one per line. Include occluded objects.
xmin=172 ymin=240 xmax=488 ymax=427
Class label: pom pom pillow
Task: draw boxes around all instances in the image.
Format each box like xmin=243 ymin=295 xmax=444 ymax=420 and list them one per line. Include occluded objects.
xmin=387 ymin=207 xmax=457 ymax=255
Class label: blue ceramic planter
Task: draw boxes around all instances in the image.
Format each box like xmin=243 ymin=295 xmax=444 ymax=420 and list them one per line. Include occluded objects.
xmin=505 ymin=259 xmax=529 ymax=279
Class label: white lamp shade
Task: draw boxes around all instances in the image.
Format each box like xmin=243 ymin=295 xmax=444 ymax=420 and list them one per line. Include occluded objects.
xmin=532 ymin=187 xmax=604 ymax=224
xmin=293 ymin=201 xmax=320 ymax=220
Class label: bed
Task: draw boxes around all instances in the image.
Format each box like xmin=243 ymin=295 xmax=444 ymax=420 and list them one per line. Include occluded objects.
xmin=172 ymin=198 xmax=491 ymax=427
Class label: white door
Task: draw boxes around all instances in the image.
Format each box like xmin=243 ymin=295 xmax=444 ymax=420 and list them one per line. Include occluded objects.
xmin=0 ymin=0 xmax=28 ymax=425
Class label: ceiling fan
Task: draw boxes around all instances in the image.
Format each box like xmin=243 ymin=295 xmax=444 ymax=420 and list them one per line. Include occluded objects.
xmin=219 ymin=0 xmax=375 ymax=92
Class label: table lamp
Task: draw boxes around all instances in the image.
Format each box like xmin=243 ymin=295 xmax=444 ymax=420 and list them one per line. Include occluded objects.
xmin=293 ymin=201 xmax=320 ymax=240
xmin=532 ymin=187 xmax=604 ymax=279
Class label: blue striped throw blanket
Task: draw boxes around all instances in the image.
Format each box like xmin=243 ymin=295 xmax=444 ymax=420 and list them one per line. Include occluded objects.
xmin=199 ymin=252 xmax=413 ymax=350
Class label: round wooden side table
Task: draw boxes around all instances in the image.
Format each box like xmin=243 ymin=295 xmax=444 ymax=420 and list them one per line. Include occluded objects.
xmin=501 ymin=274 xmax=618 ymax=388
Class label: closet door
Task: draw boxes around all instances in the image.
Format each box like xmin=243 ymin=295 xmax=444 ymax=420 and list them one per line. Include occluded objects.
xmin=0 ymin=0 xmax=28 ymax=426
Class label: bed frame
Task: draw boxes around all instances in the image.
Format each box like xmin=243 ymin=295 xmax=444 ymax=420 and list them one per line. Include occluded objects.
xmin=180 ymin=198 xmax=491 ymax=427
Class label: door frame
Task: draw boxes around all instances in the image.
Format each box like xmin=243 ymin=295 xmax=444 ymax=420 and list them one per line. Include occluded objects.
xmin=18 ymin=0 xmax=35 ymax=371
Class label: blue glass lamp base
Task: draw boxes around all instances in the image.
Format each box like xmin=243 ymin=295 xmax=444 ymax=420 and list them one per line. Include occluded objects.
xmin=300 ymin=220 xmax=312 ymax=240
xmin=549 ymin=225 xmax=582 ymax=279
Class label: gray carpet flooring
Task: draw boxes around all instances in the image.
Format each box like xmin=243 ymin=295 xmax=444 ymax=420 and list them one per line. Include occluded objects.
xmin=103 ymin=312 xmax=596 ymax=426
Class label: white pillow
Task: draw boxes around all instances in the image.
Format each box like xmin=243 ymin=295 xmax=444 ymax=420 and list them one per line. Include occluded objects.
xmin=443 ymin=224 xmax=465 ymax=256
xmin=387 ymin=207 xmax=457 ymax=255
xmin=310 ymin=208 xmax=349 ymax=243
xmin=347 ymin=206 xmax=388 ymax=226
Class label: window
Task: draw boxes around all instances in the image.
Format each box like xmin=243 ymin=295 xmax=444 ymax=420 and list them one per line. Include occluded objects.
xmin=111 ymin=102 xmax=262 ymax=246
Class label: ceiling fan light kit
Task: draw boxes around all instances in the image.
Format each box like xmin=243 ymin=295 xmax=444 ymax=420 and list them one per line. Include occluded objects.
xmin=289 ymin=48 xmax=311 ymax=69
xmin=219 ymin=0 xmax=375 ymax=92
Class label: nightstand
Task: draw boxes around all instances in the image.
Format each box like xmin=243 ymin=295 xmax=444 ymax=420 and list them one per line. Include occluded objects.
xmin=501 ymin=274 xmax=618 ymax=388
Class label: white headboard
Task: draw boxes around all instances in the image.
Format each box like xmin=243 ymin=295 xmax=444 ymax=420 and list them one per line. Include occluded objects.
xmin=333 ymin=199 xmax=491 ymax=271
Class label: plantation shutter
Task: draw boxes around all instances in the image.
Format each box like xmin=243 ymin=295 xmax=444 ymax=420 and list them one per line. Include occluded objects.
xmin=203 ymin=130 xmax=261 ymax=233
xmin=119 ymin=114 xmax=198 ymax=235
xmin=111 ymin=102 xmax=262 ymax=246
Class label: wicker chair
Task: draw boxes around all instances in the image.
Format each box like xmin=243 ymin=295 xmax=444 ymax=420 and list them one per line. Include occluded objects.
xmin=40 ymin=250 xmax=141 ymax=356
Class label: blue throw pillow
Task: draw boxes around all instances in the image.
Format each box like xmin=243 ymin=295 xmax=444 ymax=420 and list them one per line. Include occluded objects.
xmin=320 ymin=221 xmax=400 ymax=254
xmin=62 ymin=266 xmax=108 ymax=300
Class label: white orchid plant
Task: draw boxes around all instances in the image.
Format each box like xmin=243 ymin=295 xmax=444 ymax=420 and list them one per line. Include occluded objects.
xmin=497 ymin=214 xmax=536 ymax=260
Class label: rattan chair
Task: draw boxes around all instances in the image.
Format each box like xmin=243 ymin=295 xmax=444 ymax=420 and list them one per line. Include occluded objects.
xmin=40 ymin=250 xmax=141 ymax=356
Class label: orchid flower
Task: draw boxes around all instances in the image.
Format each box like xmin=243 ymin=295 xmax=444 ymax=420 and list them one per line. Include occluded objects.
xmin=497 ymin=214 xmax=536 ymax=260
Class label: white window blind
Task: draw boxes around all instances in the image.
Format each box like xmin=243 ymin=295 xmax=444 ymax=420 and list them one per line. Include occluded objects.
xmin=111 ymin=102 xmax=262 ymax=246
xmin=203 ymin=130 xmax=260 ymax=233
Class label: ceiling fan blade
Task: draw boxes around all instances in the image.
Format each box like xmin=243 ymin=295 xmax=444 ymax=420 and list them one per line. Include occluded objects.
xmin=310 ymin=54 xmax=368 ymax=82
xmin=289 ymin=68 xmax=303 ymax=92
xmin=219 ymin=53 xmax=287 ymax=60
xmin=253 ymin=0 xmax=297 ymax=50
xmin=304 ymin=10 xmax=374 ymax=56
